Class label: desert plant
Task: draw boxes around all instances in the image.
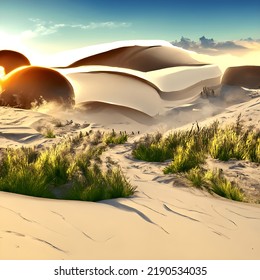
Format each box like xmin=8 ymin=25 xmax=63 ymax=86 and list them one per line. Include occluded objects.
xmin=104 ymin=130 xmax=128 ymax=145
xmin=133 ymin=132 xmax=172 ymax=162
xmin=200 ymin=86 xmax=216 ymax=98
xmin=204 ymin=169 xmax=244 ymax=201
xmin=163 ymin=139 xmax=205 ymax=174
xmin=35 ymin=143 xmax=73 ymax=186
xmin=0 ymin=148 xmax=53 ymax=198
xmin=43 ymin=126 xmax=56 ymax=138
xmin=186 ymin=167 xmax=205 ymax=188
xmin=67 ymin=165 xmax=136 ymax=201
xmin=0 ymin=137 xmax=136 ymax=201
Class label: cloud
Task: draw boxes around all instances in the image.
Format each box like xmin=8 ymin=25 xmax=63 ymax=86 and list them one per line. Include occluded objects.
xmin=172 ymin=36 xmax=247 ymax=51
xmin=70 ymin=22 xmax=131 ymax=30
xmin=21 ymin=18 xmax=131 ymax=39
xmin=199 ymin=36 xmax=215 ymax=48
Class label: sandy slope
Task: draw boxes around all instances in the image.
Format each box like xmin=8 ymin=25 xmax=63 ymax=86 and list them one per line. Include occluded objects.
xmin=0 ymin=140 xmax=260 ymax=259
xmin=0 ymin=40 xmax=260 ymax=260
xmin=0 ymin=96 xmax=259 ymax=260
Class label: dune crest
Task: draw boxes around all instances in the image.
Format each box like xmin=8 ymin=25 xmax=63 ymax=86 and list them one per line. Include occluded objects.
xmin=66 ymin=45 xmax=205 ymax=72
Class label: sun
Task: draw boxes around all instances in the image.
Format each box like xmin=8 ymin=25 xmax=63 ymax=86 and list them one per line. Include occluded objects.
xmin=0 ymin=30 xmax=51 ymax=67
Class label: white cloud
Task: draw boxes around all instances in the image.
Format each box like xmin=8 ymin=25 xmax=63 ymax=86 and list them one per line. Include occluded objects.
xmin=21 ymin=18 xmax=131 ymax=39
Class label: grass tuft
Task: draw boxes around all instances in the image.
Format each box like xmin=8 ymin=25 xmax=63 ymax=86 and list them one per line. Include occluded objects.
xmin=0 ymin=129 xmax=136 ymax=201
xmin=204 ymin=169 xmax=245 ymax=201
xmin=104 ymin=130 xmax=128 ymax=145
xmin=163 ymin=139 xmax=205 ymax=173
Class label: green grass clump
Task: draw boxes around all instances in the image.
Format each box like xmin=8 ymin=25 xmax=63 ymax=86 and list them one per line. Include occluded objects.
xmin=133 ymin=122 xmax=219 ymax=163
xmin=163 ymin=139 xmax=206 ymax=173
xmin=35 ymin=142 xmax=73 ymax=186
xmin=0 ymin=132 xmax=136 ymax=201
xmin=205 ymin=169 xmax=244 ymax=202
xmin=133 ymin=118 xmax=259 ymax=164
xmin=186 ymin=167 xmax=205 ymax=188
xmin=68 ymin=164 xmax=136 ymax=201
xmin=104 ymin=131 xmax=128 ymax=145
xmin=0 ymin=148 xmax=53 ymax=198
xmin=132 ymin=132 xmax=173 ymax=162
xmin=43 ymin=127 xmax=56 ymax=138
xmin=186 ymin=167 xmax=245 ymax=202
xmin=209 ymin=128 xmax=260 ymax=162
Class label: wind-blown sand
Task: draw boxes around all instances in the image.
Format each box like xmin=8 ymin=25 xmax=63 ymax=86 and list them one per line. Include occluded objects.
xmin=0 ymin=40 xmax=259 ymax=260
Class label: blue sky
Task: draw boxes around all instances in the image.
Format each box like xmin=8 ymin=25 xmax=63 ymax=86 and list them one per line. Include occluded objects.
xmin=0 ymin=0 xmax=259 ymax=53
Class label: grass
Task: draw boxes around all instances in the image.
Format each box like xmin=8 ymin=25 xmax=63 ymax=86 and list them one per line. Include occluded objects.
xmin=132 ymin=132 xmax=172 ymax=162
xmin=43 ymin=126 xmax=56 ymax=138
xmin=0 ymin=130 xmax=136 ymax=201
xmin=204 ymin=169 xmax=245 ymax=201
xmin=186 ymin=168 xmax=245 ymax=202
xmin=67 ymin=165 xmax=135 ymax=201
xmin=133 ymin=118 xmax=259 ymax=164
xmin=132 ymin=116 xmax=259 ymax=202
xmin=185 ymin=167 xmax=205 ymax=188
xmin=0 ymin=147 xmax=54 ymax=198
xmin=103 ymin=130 xmax=128 ymax=145
xmin=163 ymin=139 xmax=205 ymax=173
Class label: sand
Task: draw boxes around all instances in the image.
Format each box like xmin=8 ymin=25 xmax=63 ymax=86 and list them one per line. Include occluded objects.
xmin=0 ymin=40 xmax=260 ymax=260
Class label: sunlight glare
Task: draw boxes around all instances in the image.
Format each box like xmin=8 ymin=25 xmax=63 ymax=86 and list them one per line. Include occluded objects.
xmin=0 ymin=66 xmax=5 ymax=78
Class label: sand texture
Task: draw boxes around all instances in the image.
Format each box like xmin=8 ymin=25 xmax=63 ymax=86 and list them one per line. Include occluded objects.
xmin=0 ymin=40 xmax=259 ymax=259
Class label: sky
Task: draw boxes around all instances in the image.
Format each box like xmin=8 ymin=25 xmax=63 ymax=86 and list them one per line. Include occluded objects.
xmin=0 ymin=0 xmax=259 ymax=55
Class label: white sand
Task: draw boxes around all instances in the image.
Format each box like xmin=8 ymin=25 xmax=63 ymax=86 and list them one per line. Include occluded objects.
xmin=0 ymin=40 xmax=260 ymax=259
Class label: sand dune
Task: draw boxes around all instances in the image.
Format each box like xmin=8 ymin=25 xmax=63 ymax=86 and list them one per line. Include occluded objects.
xmin=48 ymin=40 xmax=188 ymax=67
xmin=0 ymin=50 xmax=30 ymax=74
xmin=0 ymin=40 xmax=260 ymax=260
xmin=67 ymin=72 xmax=162 ymax=116
xmin=61 ymin=64 xmax=221 ymax=115
xmin=0 ymin=66 xmax=75 ymax=109
xmin=222 ymin=66 xmax=260 ymax=89
xmin=65 ymin=45 xmax=205 ymax=72
xmin=0 ymin=131 xmax=260 ymax=259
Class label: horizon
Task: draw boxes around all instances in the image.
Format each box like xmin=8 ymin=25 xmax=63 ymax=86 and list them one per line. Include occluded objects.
xmin=0 ymin=0 xmax=259 ymax=55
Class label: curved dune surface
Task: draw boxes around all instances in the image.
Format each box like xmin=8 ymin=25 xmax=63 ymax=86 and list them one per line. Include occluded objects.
xmin=0 ymin=50 xmax=30 ymax=74
xmin=67 ymin=72 xmax=162 ymax=116
xmin=0 ymin=66 xmax=75 ymax=109
xmin=0 ymin=40 xmax=221 ymax=115
xmin=63 ymin=64 xmax=221 ymax=115
xmin=221 ymin=66 xmax=260 ymax=89
xmin=57 ymin=41 xmax=221 ymax=115
xmin=67 ymin=45 xmax=205 ymax=72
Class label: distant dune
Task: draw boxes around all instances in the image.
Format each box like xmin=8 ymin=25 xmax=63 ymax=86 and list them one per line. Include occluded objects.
xmin=0 ymin=66 xmax=75 ymax=109
xmin=65 ymin=45 xmax=206 ymax=72
xmin=0 ymin=50 xmax=30 ymax=74
xmin=221 ymin=66 xmax=260 ymax=89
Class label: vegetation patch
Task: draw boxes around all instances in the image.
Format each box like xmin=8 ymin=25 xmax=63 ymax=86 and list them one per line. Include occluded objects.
xmin=132 ymin=115 xmax=259 ymax=202
xmin=0 ymin=130 xmax=136 ymax=201
xmin=186 ymin=168 xmax=245 ymax=202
